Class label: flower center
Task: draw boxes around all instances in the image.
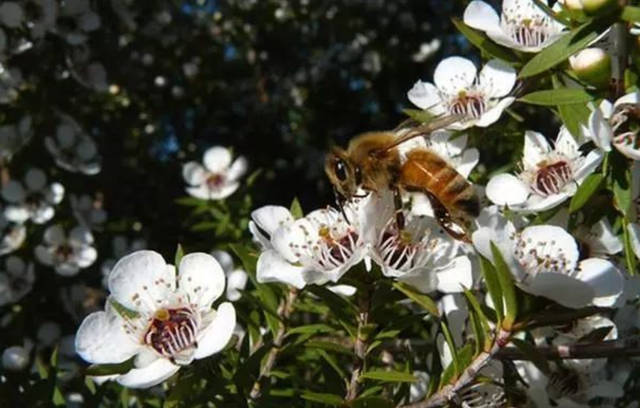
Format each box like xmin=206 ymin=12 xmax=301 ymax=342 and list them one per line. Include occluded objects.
xmin=376 ymin=219 xmax=440 ymax=272
xmin=449 ymin=91 xmax=486 ymax=119
xmin=502 ymin=13 xmax=551 ymax=48
xmin=546 ymin=370 xmax=581 ymax=400
xmin=144 ymin=307 xmax=198 ymax=363
xmin=55 ymin=244 xmax=74 ymax=262
xmin=513 ymin=233 xmax=575 ymax=282
xmin=206 ymin=173 xmax=225 ymax=189
xmin=533 ymin=160 xmax=573 ymax=196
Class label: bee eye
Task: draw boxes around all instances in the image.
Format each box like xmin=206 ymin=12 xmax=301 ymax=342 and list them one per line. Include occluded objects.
xmin=334 ymin=159 xmax=348 ymax=182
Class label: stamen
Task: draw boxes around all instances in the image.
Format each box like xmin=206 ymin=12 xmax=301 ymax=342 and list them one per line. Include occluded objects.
xmin=144 ymin=307 xmax=198 ymax=363
xmin=449 ymin=93 xmax=487 ymax=119
xmin=532 ymin=160 xmax=573 ymax=196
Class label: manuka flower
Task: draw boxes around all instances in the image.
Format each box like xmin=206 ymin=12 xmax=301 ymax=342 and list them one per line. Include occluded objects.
xmin=183 ymin=146 xmax=248 ymax=200
xmin=35 ymin=224 xmax=97 ymax=276
xmin=0 ymin=256 xmax=34 ymax=306
xmin=75 ymin=251 xmax=236 ymax=388
xmin=486 ymin=128 xmax=603 ymax=212
xmin=0 ymin=115 xmax=32 ymax=162
xmin=1 ymin=167 xmax=64 ymax=224
xmin=473 ymin=207 xmax=623 ymax=308
xmin=408 ymin=56 xmax=516 ymax=129
xmin=70 ymin=193 xmax=107 ymax=231
xmin=45 ymin=115 xmax=101 ymax=175
xmin=0 ymin=211 xmax=26 ymax=255
xmin=463 ymin=0 xmax=567 ymax=52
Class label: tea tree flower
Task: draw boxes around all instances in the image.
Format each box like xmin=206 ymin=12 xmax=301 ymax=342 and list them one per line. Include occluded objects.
xmin=408 ymin=56 xmax=516 ymax=130
xmin=1 ymin=167 xmax=64 ymax=224
xmin=463 ymin=0 xmax=567 ymax=52
xmin=582 ymin=91 xmax=640 ymax=160
xmin=58 ymin=0 xmax=101 ymax=45
xmin=75 ymin=251 xmax=236 ymax=388
xmin=70 ymin=194 xmax=107 ymax=230
xmin=0 ymin=212 xmax=26 ymax=255
xmin=0 ymin=115 xmax=32 ymax=162
xmin=183 ymin=146 xmax=248 ymax=200
xmin=473 ymin=207 xmax=623 ymax=308
xmin=35 ymin=225 xmax=97 ymax=276
xmin=0 ymin=256 xmax=34 ymax=306
xmin=486 ymin=128 xmax=603 ymax=212
xmin=45 ymin=115 xmax=101 ymax=175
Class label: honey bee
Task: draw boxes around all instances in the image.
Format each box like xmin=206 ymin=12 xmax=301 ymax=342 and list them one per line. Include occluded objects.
xmin=325 ymin=116 xmax=480 ymax=241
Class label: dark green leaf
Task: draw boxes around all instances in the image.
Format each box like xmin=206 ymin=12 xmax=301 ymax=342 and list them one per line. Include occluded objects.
xmin=403 ymin=108 xmax=435 ymax=124
xmin=84 ymin=357 xmax=135 ymax=376
xmin=440 ymin=344 xmax=473 ymax=386
xmin=287 ymin=324 xmax=335 ymax=336
xmin=480 ymin=256 xmax=503 ymax=323
xmin=392 ymin=282 xmax=440 ymax=318
xmin=361 ymin=370 xmax=417 ymax=383
xmin=440 ymin=321 xmax=459 ymax=378
xmin=490 ymin=242 xmax=518 ymax=329
xmin=305 ymin=340 xmax=353 ymax=355
xmin=569 ymin=173 xmax=603 ymax=213
xmin=351 ymin=396 xmax=394 ymax=408
xmin=300 ymin=391 xmax=344 ymax=406
xmin=175 ymin=197 xmax=207 ymax=206
xmin=518 ymin=88 xmax=593 ymax=106
xmin=462 ymin=289 xmax=491 ymax=351
xmin=578 ymin=326 xmax=613 ymax=343
xmin=451 ymin=18 xmax=519 ymax=63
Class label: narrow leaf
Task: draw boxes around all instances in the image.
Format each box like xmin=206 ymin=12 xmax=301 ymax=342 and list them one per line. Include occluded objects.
xmin=392 ymin=282 xmax=440 ymax=318
xmin=361 ymin=370 xmax=417 ymax=383
xmin=352 ymin=397 xmax=394 ymax=408
xmin=300 ymin=392 xmax=344 ymax=406
xmin=518 ymin=88 xmax=593 ymax=106
xmin=440 ymin=321 xmax=459 ymax=378
xmin=569 ymin=173 xmax=603 ymax=213
xmin=440 ymin=344 xmax=473 ymax=386
xmin=290 ymin=197 xmax=303 ymax=219
xmin=174 ymin=243 xmax=185 ymax=267
xmin=490 ymin=242 xmax=518 ymax=330
xmin=85 ymin=358 xmax=135 ymax=376
xmin=480 ymin=256 xmax=504 ymax=323
xmin=403 ymin=108 xmax=435 ymax=124
xmin=462 ymin=289 xmax=492 ymax=351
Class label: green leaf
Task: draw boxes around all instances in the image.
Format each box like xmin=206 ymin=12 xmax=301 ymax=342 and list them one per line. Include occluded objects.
xmin=578 ymin=325 xmax=613 ymax=343
xmin=569 ymin=173 xmax=603 ymax=213
xmin=462 ymin=289 xmax=492 ymax=351
xmin=84 ymin=357 xmax=135 ymax=376
xmin=440 ymin=344 xmax=473 ymax=386
xmin=174 ymin=243 xmax=185 ymax=266
xmin=175 ymin=197 xmax=207 ymax=206
xmin=52 ymin=387 xmax=65 ymax=406
xmin=84 ymin=377 xmax=96 ymax=394
xmin=480 ymin=256 xmax=503 ymax=323
xmin=623 ymin=221 xmax=638 ymax=276
xmin=300 ymin=391 xmax=344 ymax=406
xmin=557 ymin=101 xmax=591 ymax=139
xmin=351 ymin=396 xmax=394 ymax=408
xmin=392 ymin=282 xmax=440 ymax=318
xmin=440 ymin=321 xmax=459 ymax=378
xmin=518 ymin=88 xmax=593 ymax=106
xmin=305 ymin=340 xmax=353 ymax=355
xmin=361 ymin=370 xmax=417 ymax=383
xmin=611 ymin=151 xmax=633 ymax=217
xmin=230 ymin=243 xmax=258 ymax=275
xmin=290 ymin=197 xmax=304 ymax=219
xmin=510 ymin=338 xmax=550 ymax=374
xmin=451 ymin=18 xmax=519 ymax=63
xmin=403 ymin=108 xmax=435 ymax=124
xmin=490 ymin=242 xmax=518 ymax=330
xmin=316 ymin=349 xmax=346 ymax=378
xmin=519 ymin=21 xmax=601 ymax=78
xmin=622 ymin=6 xmax=640 ymax=22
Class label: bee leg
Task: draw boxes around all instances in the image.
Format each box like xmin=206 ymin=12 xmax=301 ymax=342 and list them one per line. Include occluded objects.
xmin=392 ymin=187 xmax=405 ymax=230
xmin=334 ymin=187 xmax=351 ymax=224
xmin=426 ymin=192 xmax=470 ymax=243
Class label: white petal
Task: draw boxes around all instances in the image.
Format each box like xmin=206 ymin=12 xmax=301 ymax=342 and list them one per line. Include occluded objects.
xmin=56 ymin=124 xmax=76 ymax=148
xmin=206 ymin=182 xmax=240 ymax=200
xmin=31 ymin=205 xmax=55 ymax=224
xmin=628 ymin=223 xmax=640 ymax=261
xmin=613 ymin=90 xmax=640 ymax=110
xmin=0 ymin=2 xmax=24 ymax=28
xmin=574 ymin=150 xmax=604 ymax=183
xmin=185 ymin=185 xmax=210 ymax=200
xmin=398 ymin=269 xmax=439 ymax=293
xmin=475 ymin=97 xmax=514 ymax=127
xmin=24 ymin=168 xmax=47 ymax=191
xmin=554 ymin=126 xmax=580 ymax=156
xmin=75 ymin=307 xmax=140 ymax=364
xmin=75 ymin=246 xmax=97 ymax=268
xmin=203 ymin=147 xmax=232 ymax=173
xmin=455 ymin=148 xmax=479 ymax=178
xmin=463 ymin=1 xmax=500 ymax=33
xmin=182 ymin=162 xmax=207 ymax=185
xmin=479 ymin=59 xmax=516 ymax=98
xmin=108 ymin=250 xmax=175 ymax=313
xmin=328 ymin=284 xmax=357 ymax=297
xmin=116 ymin=358 xmax=180 ymax=389
xmin=227 ymin=157 xmax=248 ymax=181
xmin=485 ymin=174 xmax=529 ymax=206
xmin=256 ymin=249 xmax=307 ymax=289
xmin=575 ymin=258 xmax=623 ymax=307
xmin=178 ymin=253 xmax=225 ymax=309
xmin=35 ymin=245 xmax=54 ymax=266
xmin=210 ymin=250 xmax=235 ymax=273
xmin=44 ymin=225 xmax=66 ymax=245
xmin=588 ymin=108 xmax=612 ymax=151
xmin=4 ymin=206 xmax=29 ymax=223
xmin=70 ymin=225 xmax=94 ymax=245
xmin=407 ymin=80 xmax=444 ymax=113
xmin=1 ymin=180 xmax=25 ymax=203
xmin=526 ymin=273 xmax=594 ymax=308
xmin=56 ymin=263 xmax=80 ymax=277
xmin=522 ymin=131 xmax=551 ymax=168
xmin=250 ymin=205 xmax=294 ymax=243
xmin=523 ymin=192 xmax=570 ymax=212
xmin=435 ymin=256 xmax=473 ymax=293
xmin=434 ymin=56 xmax=477 ymax=95
xmin=194 ymin=302 xmax=236 ymax=359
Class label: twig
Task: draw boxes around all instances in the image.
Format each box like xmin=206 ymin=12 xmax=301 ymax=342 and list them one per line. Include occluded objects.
xmin=345 ymin=289 xmax=372 ymax=401
xmin=399 ymin=329 xmax=511 ymax=408
xmin=611 ymin=21 xmax=628 ymax=99
xmin=249 ymin=287 xmax=298 ymax=400
xmin=497 ymin=336 xmax=640 ymax=360
xmin=513 ymin=306 xmax=610 ymax=330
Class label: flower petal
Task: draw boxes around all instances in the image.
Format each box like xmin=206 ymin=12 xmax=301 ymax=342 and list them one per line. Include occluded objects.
xmin=575 ymin=258 xmax=623 ymax=307
xmin=1 ymin=180 xmax=25 ymax=203
xmin=485 ymin=173 xmax=529 ymax=206
xmin=116 ymin=358 xmax=180 ymax=389
xmin=407 ymin=80 xmax=445 ymax=113
xmin=44 ymin=225 xmax=66 ymax=245
xmin=24 ymin=168 xmax=46 ymax=192
xmin=435 ymin=256 xmax=473 ymax=293
xmin=75 ymin=307 xmax=140 ymax=364
xmin=588 ymin=107 xmax=612 ymax=152
xmin=182 ymin=162 xmax=207 ymax=186
xmin=463 ymin=1 xmax=500 ymax=33
xmin=194 ymin=302 xmax=236 ymax=359
xmin=434 ymin=56 xmax=477 ymax=95
xmin=479 ymin=59 xmax=516 ymax=98
xmin=526 ymin=272 xmax=594 ymax=308
xmin=522 ymin=130 xmax=551 ymax=169
xmin=227 ymin=157 xmax=248 ymax=181
xmin=178 ymin=253 xmax=225 ymax=309
xmin=250 ymin=205 xmax=294 ymax=245
xmin=108 ymin=250 xmax=176 ymax=313
xmin=574 ymin=149 xmax=604 ymax=183
xmin=629 ymin=223 xmax=640 ymax=261
xmin=475 ymin=96 xmax=514 ymax=127
xmin=202 ymin=147 xmax=232 ymax=173
xmin=256 ymin=249 xmax=307 ymax=289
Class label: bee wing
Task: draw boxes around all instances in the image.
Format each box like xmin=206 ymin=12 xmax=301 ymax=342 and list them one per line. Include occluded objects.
xmin=380 ymin=115 xmax=463 ymax=153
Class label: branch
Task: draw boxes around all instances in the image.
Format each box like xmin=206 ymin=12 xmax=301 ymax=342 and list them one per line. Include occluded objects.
xmin=249 ymin=287 xmax=298 ymax=400
xmin=345 ymin=288 xmax=372 ymax=401
xmin=513 ymin=306 xmax=611 ymax=330
xmin=399 ymin=329 xmax=511 ymax=408
xmin=497 ymin=336 xmax=640 ymax=360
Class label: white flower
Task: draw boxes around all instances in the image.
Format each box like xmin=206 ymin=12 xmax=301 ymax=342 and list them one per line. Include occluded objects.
xmin=0 ymin=2 xmax=24 ymax=29
xmin=2 ymin=342 xmax=32 ymax=371
xmin=473 ymin=207 xmax=624 ymax=308
xmin=0 ymin=212 xmax=26 ymax=255
xmin=255 ymin=201 xmax=369 ymax=289
xmin=183 ymin=146 xmax=248 ymax=200
xmin=0 ymin=115 xmax=32 ymax=162
xmin=75 ymin=251 xmax=236 ymax=388
xmin=71 ymin=194 xmax=107 ymax=230
xmin=411 ymin=39 xmax=441 ymax=63
xmin=582 ymin=91 xmax=640 ymax=160
xmin=486 ymin=128 xmax=603 ymax=212
xmin=0 ymin=64 xmax=23 ymax=104
xmin=249 ymin=205 xmax=295 ymax=250
xmin=1 ymin=168 xmax=64 ymax=224
xmin=45 ymin=115 xmax=101 ymax=175
xmin=101 ymin=236 xmax=147 ymax=287
xmin=35 ymin=224 xmax=97 ymax=277
xmin=463 ymin=0 xmax=567 ymax=52
xmin=211 ymin=250 xmax=248 ymax=302
xmin=549 ymin=209 xmax=622 ymax=258
xmin=0 ymin=256 xmax=34 ymax=306
xmin=408 ymin=56 xmax=516 ymax=130
xmin=58 ymin=0 xmax=101 ymax=45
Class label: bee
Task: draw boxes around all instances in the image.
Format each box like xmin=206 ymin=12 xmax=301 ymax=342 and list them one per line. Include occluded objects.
xmin=325 ymin=116 xmax=480 ymax=242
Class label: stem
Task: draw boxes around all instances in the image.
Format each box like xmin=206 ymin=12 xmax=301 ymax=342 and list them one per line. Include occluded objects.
xmin=345 ymin=288 xmax=372 ymax=401
xmin=611 ymin=21 xmax=628 ymax=99
xmin=512 ymin=306 xmax=610 ymax=331
xmin=399 ymin=330 xmax=511 ymax=408
xmin=497 ymin=336 xmax=640 ymax=360
xmin=249 ymin=287 xmax=298 ymax=401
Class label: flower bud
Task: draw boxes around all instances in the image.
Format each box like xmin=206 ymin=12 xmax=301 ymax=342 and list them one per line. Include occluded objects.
xmin=580 ymin=0 xmax=619 ymax=15
xmin=563 ymin=0 xmax=584 ymax=10
xmin=2 ymin=346 xmax=29 ymax=371
xmin=569 ymin=48 xmax=611 ymax=89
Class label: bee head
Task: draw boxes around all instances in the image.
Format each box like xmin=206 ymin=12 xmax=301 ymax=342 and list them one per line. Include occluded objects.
xmin=325 ymin=147 xmax=360 ymax=201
